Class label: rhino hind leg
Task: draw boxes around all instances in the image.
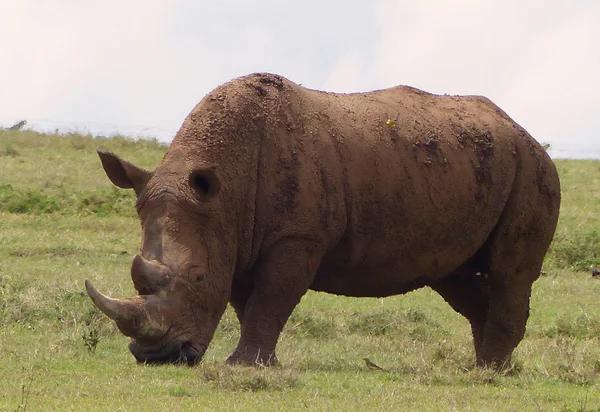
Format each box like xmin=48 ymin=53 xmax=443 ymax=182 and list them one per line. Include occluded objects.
xmin=429 ymin=266 xmax=490 ymax=362
xmin=477 ymin=279 xmax=533 ymax=369
xmin=433 ymin=249 xmax=542 ymax=370
xmin=434 ymin=177 xmax=558 ymax=369
xmin=476 ymin=226 xmax=551 ymax=370
xmin=470 ymin=162 xmax=559 ymax=370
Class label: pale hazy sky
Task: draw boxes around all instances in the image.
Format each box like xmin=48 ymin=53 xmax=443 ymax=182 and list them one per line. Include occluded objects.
xmin=1 ymin=1 xmax=598 ymax=158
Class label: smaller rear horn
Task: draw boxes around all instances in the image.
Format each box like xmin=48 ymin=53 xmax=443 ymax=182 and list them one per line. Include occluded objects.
xmin=131 ymin=254 xmax=171 ymax=295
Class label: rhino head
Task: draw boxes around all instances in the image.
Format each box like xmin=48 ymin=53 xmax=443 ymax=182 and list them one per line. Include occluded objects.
xmin=86 ymin=110 xmax=259 ymax=365
xmin=85 ymin=255 xmax=203 ymax=365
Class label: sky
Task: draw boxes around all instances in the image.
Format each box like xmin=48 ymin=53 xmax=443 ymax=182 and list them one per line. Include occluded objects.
xmin=1 ymin=0 xmax=598 ymax=158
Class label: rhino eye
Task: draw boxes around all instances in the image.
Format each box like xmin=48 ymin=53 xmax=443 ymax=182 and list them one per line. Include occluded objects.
xmin=189 ymin=168 xmax=220 ymax=200
xmin=188 ymin=266 xmax=206 ymax=283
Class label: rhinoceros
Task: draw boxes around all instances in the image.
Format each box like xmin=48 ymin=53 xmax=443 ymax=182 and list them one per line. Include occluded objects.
xmin=85 ymin=72 xmax=560 ymax=369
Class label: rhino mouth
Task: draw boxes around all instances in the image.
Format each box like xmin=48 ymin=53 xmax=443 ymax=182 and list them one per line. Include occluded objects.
xmin=129 ymin=340 xmax=206 ymax=367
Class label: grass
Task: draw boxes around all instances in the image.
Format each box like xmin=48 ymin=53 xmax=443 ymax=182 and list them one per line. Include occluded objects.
xmin=1 ymin=129 xmax=600 ymax=410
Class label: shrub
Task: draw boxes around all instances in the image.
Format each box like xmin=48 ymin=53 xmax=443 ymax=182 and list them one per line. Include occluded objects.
xmin=0 ymin=184 xmax=136 ymax=217
xmin=0 ymin=184 xmax=60 ymax=214
xmin=546 ymin=230 xmax=600 ymax=271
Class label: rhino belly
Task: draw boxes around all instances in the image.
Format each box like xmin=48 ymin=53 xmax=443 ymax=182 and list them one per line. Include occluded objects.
xmin=311 ymin=233 xmax=484 ymax=298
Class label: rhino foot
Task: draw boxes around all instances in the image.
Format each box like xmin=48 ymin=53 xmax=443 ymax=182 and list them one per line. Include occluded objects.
xmin=225 ymin=348 xmax=279 ymax=367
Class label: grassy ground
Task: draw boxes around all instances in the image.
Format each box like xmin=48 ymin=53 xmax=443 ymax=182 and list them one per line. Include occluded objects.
xmin=1 ymin=129 xmax=600 ymax=411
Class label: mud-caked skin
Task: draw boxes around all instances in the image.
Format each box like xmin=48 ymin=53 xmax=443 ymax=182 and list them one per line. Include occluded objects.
xmin=85 ymin=72 xmax=561 ymax=370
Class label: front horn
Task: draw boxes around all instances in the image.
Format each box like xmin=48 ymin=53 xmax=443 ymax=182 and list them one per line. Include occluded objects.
xmin=84 ymin=279 xmax=167 ymax=338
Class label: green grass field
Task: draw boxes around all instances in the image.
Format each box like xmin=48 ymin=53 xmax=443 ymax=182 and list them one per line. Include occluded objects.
xmin=1 ymin=129 xmax=600 ymax=411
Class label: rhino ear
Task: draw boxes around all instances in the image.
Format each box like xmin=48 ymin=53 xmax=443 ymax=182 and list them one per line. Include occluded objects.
xmin=97 ymin=151 xmax=152 ymax=196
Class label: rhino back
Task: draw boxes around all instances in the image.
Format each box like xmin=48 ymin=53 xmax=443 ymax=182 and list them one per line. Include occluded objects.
xmin=244 ymin=75 xmax=553 ymax=296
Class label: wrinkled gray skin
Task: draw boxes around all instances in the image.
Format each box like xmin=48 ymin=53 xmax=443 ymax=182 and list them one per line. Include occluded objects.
xmin=86 ymin=72 xmax=561 ymax=370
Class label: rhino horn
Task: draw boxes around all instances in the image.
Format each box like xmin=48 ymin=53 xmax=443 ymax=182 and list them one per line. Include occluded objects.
xmin=131 ymin=254 xmax=171 ymax=294
xmin=84 ymin=279 xmax=138 ymax=321
xmin=85 ymin=279 xmax=164 ymax=338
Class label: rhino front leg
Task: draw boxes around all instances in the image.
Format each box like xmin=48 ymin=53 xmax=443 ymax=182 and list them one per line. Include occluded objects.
xmin=230 ymin=277 xmax=253 ymax=324
xmin=226 ymin=239 xmax=322 ymax=366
